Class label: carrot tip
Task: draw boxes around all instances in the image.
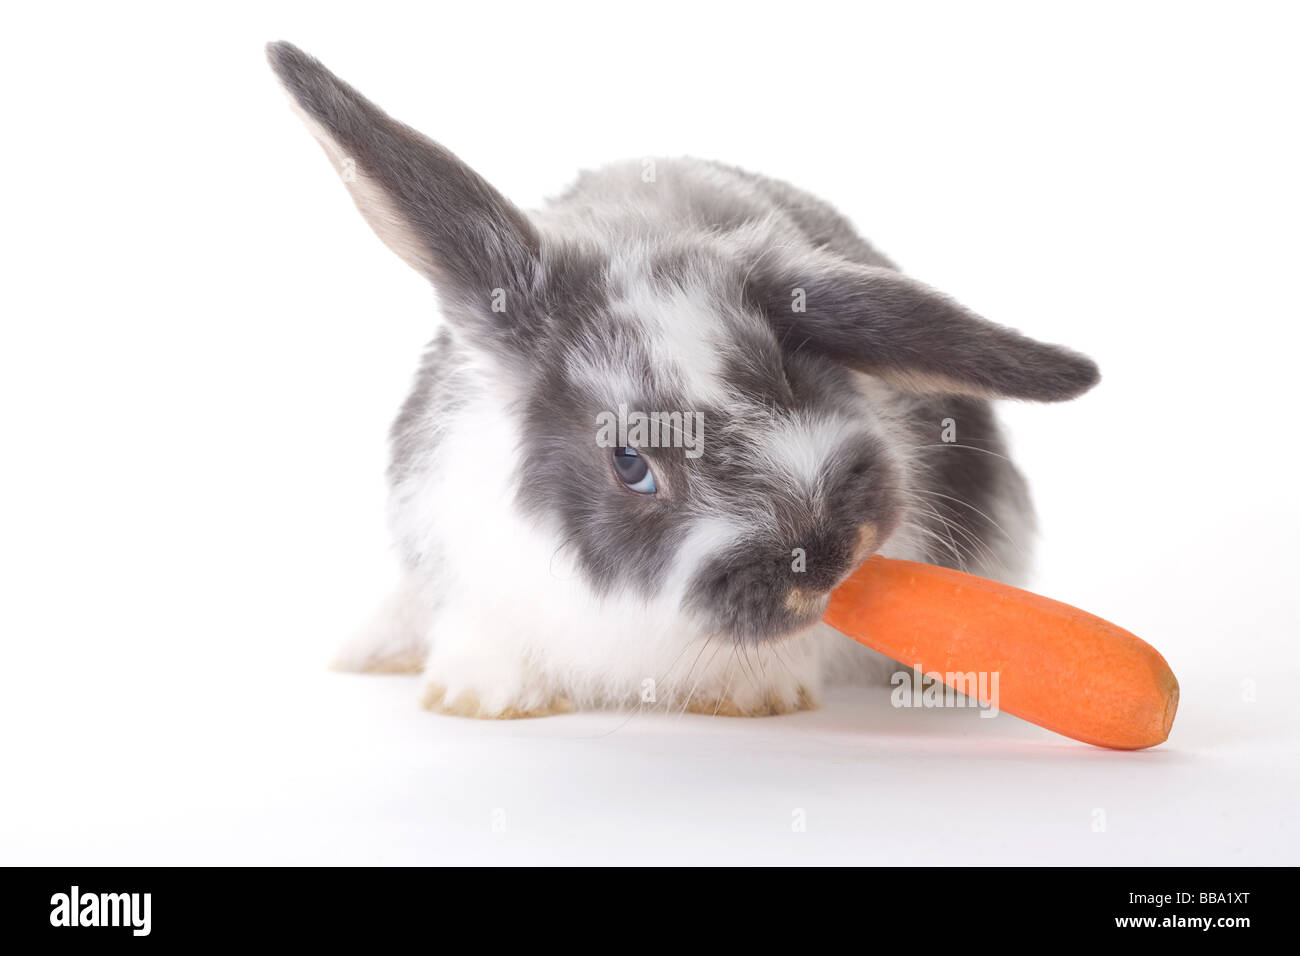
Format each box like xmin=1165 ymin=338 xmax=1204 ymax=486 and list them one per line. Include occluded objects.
xmin=1161 ymin=680 xmax=1179 ymax=743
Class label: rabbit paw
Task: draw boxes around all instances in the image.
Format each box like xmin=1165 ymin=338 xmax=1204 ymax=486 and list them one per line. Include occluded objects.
xmin=416 ymin=637 xmax=570 ymax=719
xmin=332 ymin=582 xmax=430 ymax=674
xmin=684 ymin=685 xmax=817 ymax=717
xmin=420 ymin=683 xmax=574 ymax=719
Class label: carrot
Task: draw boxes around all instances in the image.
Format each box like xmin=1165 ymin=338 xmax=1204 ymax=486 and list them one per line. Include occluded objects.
xmin=824 ymin=556 xmax=1179 ymax=750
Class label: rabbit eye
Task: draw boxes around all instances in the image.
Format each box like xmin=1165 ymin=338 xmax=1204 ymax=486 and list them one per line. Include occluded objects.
xmin=612 ymin=447 xmax=657 ymax=494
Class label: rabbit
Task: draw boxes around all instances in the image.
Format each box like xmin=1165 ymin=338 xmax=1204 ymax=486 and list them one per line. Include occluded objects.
xmin=266 ymin=42 xmax=1099 ymax=719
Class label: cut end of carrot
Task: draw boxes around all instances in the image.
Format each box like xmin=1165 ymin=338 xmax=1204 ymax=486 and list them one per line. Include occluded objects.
xmin=1101 ymin=672 xmax=1178 ymax=750
xmin=1161 ymin=676 xmax=1180 ymax=743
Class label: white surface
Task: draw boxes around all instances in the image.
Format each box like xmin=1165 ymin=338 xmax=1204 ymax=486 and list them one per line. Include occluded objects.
xmin=1 ymin=675 xmax=1291 ymax=865
xmin=1 ymin=1 xmax=1298 ymax=865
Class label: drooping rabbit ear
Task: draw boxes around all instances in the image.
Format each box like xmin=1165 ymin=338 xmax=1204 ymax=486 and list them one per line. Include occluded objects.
xmin=266 ymin=42 xmax=541 ymax=332
xmin=753 ymin=256 xmax=1100 ymax=402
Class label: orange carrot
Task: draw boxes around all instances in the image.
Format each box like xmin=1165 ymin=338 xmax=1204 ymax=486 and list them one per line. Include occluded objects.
xmin=825 ymin=556 xmax=1179 ymax=750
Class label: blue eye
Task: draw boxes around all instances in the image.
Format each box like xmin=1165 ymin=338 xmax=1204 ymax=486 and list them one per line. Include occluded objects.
xmin=612 ymin=446 xmax=657 ymax=494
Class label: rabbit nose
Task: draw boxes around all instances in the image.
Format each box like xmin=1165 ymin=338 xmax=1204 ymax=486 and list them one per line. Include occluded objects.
xmin=831 ymin=522 xmax=880 ymax=588
xmin=801 ymin=522 xmax=880 ymax=587
xmin=783 ymin=524 xmax=880 ymax=615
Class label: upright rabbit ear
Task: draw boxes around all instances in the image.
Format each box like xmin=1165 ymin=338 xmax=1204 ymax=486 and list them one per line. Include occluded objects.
xmin=752 ymin=254 xmax=1099 ymax=402
xmin=266 ymin=42 xmax=541 ymax=340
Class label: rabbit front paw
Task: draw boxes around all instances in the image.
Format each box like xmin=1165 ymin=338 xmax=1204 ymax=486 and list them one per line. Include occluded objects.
xmin=331 ymin=580 xmax=430 ymax=674
xmin=416 ymin=638 xmax=570 ymax=719
xmin=683 ymin=685 xmax=817 ymax=717
xmin=420 ymin=682 xmax=574 ymax=719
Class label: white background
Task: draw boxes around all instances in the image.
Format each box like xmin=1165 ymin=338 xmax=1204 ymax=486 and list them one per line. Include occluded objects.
xmin=1 ymin=1 xmax=1297 ymax=864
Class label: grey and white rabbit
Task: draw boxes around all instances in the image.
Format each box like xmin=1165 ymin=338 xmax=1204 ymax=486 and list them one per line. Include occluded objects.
xmin=267 ymin=42 xmax=1099 ymax=718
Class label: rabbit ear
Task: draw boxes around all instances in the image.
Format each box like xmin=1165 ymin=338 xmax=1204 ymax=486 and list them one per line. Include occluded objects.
xmin=266 ymin=42 xmax=540 ymax=328
xmin=753 ymin=255 xmax=1099 ymax=402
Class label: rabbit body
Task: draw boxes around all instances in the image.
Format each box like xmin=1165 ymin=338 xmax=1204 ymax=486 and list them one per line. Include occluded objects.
xmin=269 ymin=44 xmax=1097 ymax=717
